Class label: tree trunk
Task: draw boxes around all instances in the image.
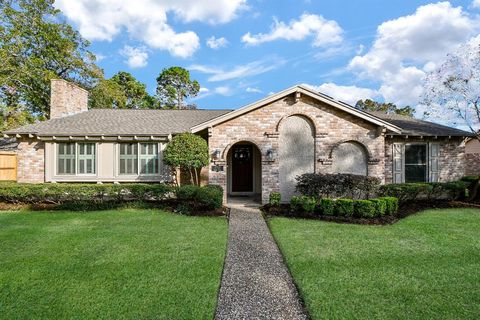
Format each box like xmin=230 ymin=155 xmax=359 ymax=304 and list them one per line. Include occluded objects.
xmin=189 ymin=167 xmax=195 ymax=185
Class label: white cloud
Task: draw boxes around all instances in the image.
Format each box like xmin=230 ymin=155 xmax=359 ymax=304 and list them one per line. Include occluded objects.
xmin=54 ymin=0 xmax=246 ymax=58
xmin=349 ymin=2 xmax=480 ymax=105
xmin=120 ymin=45 xmax=149 ymax=68
xmin=314 ymin=45 xmax=352 ymax=60
xmin=473 ymin=0 xmax=480 ymax=8
xmin=246 ymin=87 xmax=262 ymax=93
xmin=214 ymin=86 xmax=232 ymax=95
xmin=206 ymin=36 xmax=228 ymax=49
xmin=199 ymin=87 xmax=210 ymax=93
xmin=242 ymin=13 xmax=343 ymax=47
xmin=305 ymin=83 xmax=378 ymax=105
xmin=94 ymin=53 xmax=106 ymax=62
xmin=189 ymin=57 xmax=286 ymax=82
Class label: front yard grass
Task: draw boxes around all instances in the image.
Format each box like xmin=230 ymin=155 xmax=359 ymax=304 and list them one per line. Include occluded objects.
xmin=0 ymin=209 xmax=227 ymax=319
xmin=269 ymin=208 xmax=480 ymax=320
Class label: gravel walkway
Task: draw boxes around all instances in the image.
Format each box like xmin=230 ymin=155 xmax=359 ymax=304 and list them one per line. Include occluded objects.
xmin=215 ymin=206 xmax=308 ymax=320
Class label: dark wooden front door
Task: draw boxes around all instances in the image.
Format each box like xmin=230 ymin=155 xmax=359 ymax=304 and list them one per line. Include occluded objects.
xmin=231 ymin=145 xmax=253 ymax=192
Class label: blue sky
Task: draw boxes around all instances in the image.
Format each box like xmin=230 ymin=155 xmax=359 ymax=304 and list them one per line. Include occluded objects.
xmin=54 ymin=0 xmax=480 ymax=111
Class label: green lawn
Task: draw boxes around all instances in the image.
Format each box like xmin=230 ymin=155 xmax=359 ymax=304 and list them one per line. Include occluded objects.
xmin=0 ymin=209 xmax=227 ymax=319
xmin=269 ymin=209 xmax=480 ymax=320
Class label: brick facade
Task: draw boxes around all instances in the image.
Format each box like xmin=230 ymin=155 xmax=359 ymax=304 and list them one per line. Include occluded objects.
xmin=384 ymin=137 xmax=466 ymax=183
xmin=208 ymin=94 xmax=386 ymax=204
xmin=50 ymin=79 xmax=88 ymax=119
xmin=17 ymin=138 xmax=45 ymax=183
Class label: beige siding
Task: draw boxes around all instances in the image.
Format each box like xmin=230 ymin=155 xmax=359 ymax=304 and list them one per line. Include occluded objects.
xmin=45 ymin=141 xmax=172 ymax=183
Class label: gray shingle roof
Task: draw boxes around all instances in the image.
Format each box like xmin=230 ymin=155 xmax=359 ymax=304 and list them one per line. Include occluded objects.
xmin=3 ymin=107 xmax=472 ymax=138
xmin=4 ymin=109 xmax=232 ymax=136
xmin=368 ymin=111 xmax=474 ymax=137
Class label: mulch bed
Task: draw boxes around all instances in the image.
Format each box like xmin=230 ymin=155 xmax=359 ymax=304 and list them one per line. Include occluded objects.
xmin=262 ymin=200 xmax=480 ymax=225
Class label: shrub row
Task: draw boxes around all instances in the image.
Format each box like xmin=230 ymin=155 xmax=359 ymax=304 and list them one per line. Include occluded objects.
xmin=0 ymin=182 xmax=224 ymax=213
xmin=289 ymin=195 xmax=398 ymax=218
xmin=296 ymin=173 xmax=380 ymax=199
xmin=378 ymin=181 xmax=468 ymax=202
xmin=175 ymin=184 xmax=223 ymax=213
xmin=0 ymin=182 xmax=172 ymax=204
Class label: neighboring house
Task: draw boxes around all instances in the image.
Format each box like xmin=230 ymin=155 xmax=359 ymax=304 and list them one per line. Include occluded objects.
xmin=3 ymin=79 xmax=473 ymax=204
xmin=465 ymin=138 xmax=480 ymax=176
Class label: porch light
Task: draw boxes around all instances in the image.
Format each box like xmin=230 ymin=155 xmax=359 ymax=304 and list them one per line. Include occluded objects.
xmin=212 ymin=149 xmax=221 ymax=160
xmin=266 ymin=148 xmax=276 ymax=161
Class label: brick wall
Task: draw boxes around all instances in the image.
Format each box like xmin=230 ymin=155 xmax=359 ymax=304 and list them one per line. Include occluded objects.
xmin=50 ymin=79 xmax=88 ymax=119
xmin=208 ymin=94 xmax=386 ymax=204
xmin=17 ymin=138 xmax=45 ymax=183
xmin=384 ymin=137 xmax=466 ymax=183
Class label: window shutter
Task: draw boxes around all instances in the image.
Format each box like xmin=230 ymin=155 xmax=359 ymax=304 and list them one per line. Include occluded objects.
xmin=393 ymin=143 xmax=404 ymax=183
xmin=429 ymin=143 xmax=440 ymax=182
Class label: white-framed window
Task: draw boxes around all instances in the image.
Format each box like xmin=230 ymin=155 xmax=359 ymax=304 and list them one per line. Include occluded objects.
xmin=77 ymin=143 xmax=96 ymax=174
xmin=57 ymin=143 xmax=76 ymax=175
xmin=57 ymin=142 xmax=96 ymax=175
xmin=118 ymin=143 xmax=159 ymax=175
xmin=119 ymin=143 xmax=138 ymax=175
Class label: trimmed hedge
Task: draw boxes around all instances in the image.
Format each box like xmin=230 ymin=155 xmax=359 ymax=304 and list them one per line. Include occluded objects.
xmin=319 ymin=198 xmax=335 ymax=216
xmin=0 ymin=182 xmax=172 ymax=204
xmin=354 ymin=200 xmax=376 ymax=218
xmin=296 ymin=173 xmax=380 ymax=199
xmin=378 ymin=181 xmax=467 ymax=202
xmin=290 ymin=195 xmax=316 ymax=215
xmin=378 ymin=197 xmax=398 ymax=215
xmin=175 ymin=184 xmax=223 ymax=213
xmin=335 ymin=199 xmax=354 ymax=217
xmin=370 ymin=198 xmax=387 ymax=217
xmin=0 ymin=182 xmax=224 ymax=213
xmin=289 ymin=195 xmax=399 ymax=218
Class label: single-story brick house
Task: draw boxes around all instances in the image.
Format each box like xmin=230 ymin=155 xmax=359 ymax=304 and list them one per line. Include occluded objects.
xmin=3 ymin=79 xmax=474 ymax=204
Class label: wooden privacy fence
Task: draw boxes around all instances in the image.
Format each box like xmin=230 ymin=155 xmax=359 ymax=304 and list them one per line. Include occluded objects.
xmin=0 ymin=152 xmax=17 ymax=181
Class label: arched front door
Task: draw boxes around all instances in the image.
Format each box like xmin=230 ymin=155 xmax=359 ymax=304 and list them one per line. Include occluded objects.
xmin=228 ymin=142 xmax=262 ymax=197
xmin=279 ymin=115 xmax=315 ymax=201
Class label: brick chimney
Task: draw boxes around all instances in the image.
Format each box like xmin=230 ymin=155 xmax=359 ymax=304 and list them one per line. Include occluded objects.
xmin=50 ymin=79 xmax=89 ymax=119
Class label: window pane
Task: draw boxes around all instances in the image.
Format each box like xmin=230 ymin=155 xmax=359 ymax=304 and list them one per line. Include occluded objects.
xmin=77 ymin=143 xmax=96 ymax=174
xmin=57 ymin=143 xmax=75 ymax=174
xmin=119 ymin=143 xmax=138 ymax=174
xmin=59 ymin=159 xmax=65 ymax=174
xmin=138 ymin=143 xmax=158 ymax=174
xmin=405 ymin=145 xmax=426 ymax=164
xmin=405 ymin=145 xmax=427 ymax=182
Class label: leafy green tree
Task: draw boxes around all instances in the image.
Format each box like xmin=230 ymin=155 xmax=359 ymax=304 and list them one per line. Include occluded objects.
xmin=0 ymin=102 xmax=37 ymax=131
xmin=0 ymin=0 xmax=102 ymax=119
xmin=89 ymin=79 xmax=127 ymax=109
xmin=163 ymin=133 xmax=209 ymax=186
xmin=89 ymin=71 xmax=158 ymax=109
xmin=355 ymin=99 xmax=415 ymax=117
xmin=156 ymin=67 xmax=200 ymax=109
xmin=111 ymin=71 xmax=158 ymax=109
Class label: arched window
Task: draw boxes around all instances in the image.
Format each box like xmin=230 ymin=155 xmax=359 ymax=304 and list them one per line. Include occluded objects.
xmin=279 ymin=115 xmax=315 ymax=201
xmin=332 ymin=142 xmax=367 ymax=175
